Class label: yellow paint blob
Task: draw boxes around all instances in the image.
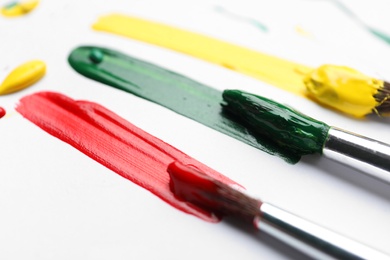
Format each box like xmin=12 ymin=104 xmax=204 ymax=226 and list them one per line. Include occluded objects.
xmin=93 ymin=14 xmax=311 ymax=96
xmin=0 ymin=60 xmax=46 ymax=95
xmin=93 ymin=14 xmax=384 ymax=117
xmin=304 ymin=65 xmax=381 ymax=117
xmin=1 ymin=0 xmax=39 ymax=17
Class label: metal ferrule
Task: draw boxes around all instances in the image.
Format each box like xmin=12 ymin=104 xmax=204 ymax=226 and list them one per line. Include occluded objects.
xmin=256 ymin=203 xmax=389 ymax=260
xmin=323 ymin=127 xmax=390 ymax=184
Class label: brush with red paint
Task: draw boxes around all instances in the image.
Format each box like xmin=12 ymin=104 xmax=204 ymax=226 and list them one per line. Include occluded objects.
xmin=167 ymin=161 xmax=389 ymax=260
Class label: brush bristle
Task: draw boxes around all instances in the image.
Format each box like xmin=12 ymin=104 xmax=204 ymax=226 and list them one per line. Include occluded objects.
xmin=222 ymin=89 xmax=330 ymax=156
xmin=374 ymin=81 xmax=390 ymax=115
xmin=167 ymin=161 xmax=262 ymax=224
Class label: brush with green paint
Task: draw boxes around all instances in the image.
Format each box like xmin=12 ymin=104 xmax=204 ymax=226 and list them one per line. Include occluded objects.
xmin=222 ymin=89 xmax=390 ymax=184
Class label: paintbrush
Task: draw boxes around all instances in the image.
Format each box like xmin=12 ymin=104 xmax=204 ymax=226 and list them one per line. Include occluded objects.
xmin=303 ymin=64 xmax=390 ymax=118
xmin=167 ymin=161 xmax=389 ymax=259
xmin=222 ymin=89 xmax=390 ymax=184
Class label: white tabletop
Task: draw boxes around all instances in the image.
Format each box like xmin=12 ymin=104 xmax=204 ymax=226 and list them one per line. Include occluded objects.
xmin=1 ymin=0 xmax=390 ymax=259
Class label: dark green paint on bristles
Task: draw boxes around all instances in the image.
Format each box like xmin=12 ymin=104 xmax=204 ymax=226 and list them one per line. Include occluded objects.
xmin=68 ymin=46 xmax=301 ymax=163
xmin=222 ymin=90 xmax=330 ymax=156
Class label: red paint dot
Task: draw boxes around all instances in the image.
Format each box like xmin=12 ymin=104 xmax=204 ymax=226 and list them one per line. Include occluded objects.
xmin=0 ymin=107 xmax=5 ymax=118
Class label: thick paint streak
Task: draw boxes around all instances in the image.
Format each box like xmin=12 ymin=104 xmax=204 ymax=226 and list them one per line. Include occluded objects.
xmin=92 ymin=14 xmax=310 ymax=96
xmin=222 ymin=90 xmax=330 ymax=156
xmin=168 ymin=161 xmax=261 ymax=224
xmin=167 ymin=161 xmax=224 ymax=220
xmin=0 ymin=60 xmax=46 ymax=95
xmin=16 ymin=91 xmax=240 ymax=222
xmin=0 ymin=107 xmax=5 ymax=118
xmin=92 ymin=14 xmax=388 ymax=117
xmin=1 ymin=0 xmax=39 ymax=17
xmin=68 ymin=46 xmax=300 ymax=163
xmin=304 ymin=65 xmax=385 ymax=117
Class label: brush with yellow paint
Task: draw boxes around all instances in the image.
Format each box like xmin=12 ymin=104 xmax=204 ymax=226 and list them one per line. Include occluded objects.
xmin=304 ymin=65 xmax=390 ymax=118
xmin=93 ymin=14 xmax=390 ymax=118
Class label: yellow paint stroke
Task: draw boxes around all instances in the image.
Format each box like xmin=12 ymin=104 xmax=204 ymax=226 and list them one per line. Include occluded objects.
xmin=92 ymin=14 xmax=387 ymax=117
xmin=0 ymin=60 xmax=46 ymax=95
xmin=93 ymin=14 xmax=311 ymax=96
xmin=1 ymin=0 xmax=39 ymax=17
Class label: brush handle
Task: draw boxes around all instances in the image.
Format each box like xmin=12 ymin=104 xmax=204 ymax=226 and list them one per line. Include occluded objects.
xmin=257 ymin=203 xmax=389 ymax=260
xmin=323 ymin=127 xmax=390 ymax=184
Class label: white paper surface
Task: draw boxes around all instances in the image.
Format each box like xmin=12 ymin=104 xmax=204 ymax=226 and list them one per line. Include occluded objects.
xmin=1 ymin=0 xmax=390 ymax=259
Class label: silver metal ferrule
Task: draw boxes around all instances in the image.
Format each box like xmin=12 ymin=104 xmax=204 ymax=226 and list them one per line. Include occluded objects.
xmin=323 ymin=127 xmax=390 ymax=184
xmin=256 ymin=203 xmax=389 ymax=260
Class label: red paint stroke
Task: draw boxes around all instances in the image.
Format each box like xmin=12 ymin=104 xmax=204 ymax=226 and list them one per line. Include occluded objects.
xmin=0 ymin=107 xmax=5 ymax=118
xmin=16 ymin=91 xmax=238 ymax=222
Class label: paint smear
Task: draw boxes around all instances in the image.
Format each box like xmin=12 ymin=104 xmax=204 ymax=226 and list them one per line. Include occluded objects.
xmin=16 ymin=91 xmax=242 ymax=222
xmin=0 ymin=107 xmax=5 ymax=118
xmin=295 ymin=26 xmax=314 ymax=39
xmin=92 ymin=14 xmax=311 ymax=97
xmin=0 ymin=60 xmax=46 ymax=95
xmin=214 ymin=6 xmax=268 ymax=32
xmin=366 ymin=27 xmax=390 ymax=46
xmin=321 ymin=0 xmax=390 ymax=46
xmin=92 ymin=14 xmax=389 ymax=118
xmin=68 ymin=46 xmax=300 ymax=163
xmin=1 ymin=0 xmax=39 ymax=17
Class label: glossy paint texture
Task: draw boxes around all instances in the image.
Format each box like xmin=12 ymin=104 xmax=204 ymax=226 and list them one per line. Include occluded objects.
xmin=0 ymin=107 xmax=5 ymax=118
xmin=0 ymin=60 xmax=46 ymax=95
xmin=168 ymin=161 xmax=223 ymax=217
xmin=16 ymin=91 xmax=240 ymax=222
xmin=222 ymin=90 xmax=330 ymax=156
xmin=304 ymin=65 xmax=384 ymax=117
xmin=69 ymin=46 xmax=300 ymax=163
xmin=168 ymin=161 xmax=261 ymax=223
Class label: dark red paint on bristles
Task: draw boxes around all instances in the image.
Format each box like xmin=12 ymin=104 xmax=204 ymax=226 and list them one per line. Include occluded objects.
xmin=168 ymin=161 xmax=223 ymax=216
xmin=0 ymin=107 xmax=5 ymax=118
xmin=168 ymin=161 xmax=262 ymax=224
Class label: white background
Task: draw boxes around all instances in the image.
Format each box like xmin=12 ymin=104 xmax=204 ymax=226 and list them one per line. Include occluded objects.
xmin=1 ymin=0 xmax=390 ymax=259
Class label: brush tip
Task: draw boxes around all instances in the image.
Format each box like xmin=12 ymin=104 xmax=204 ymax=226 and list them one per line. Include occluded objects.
xmin=222 ymin=89 xmax=330 ymax=155
xmin=168 ymin=161 xmax=220 ymax=208
xmin=375 ymin=81 xmax=390 ymax=116
xmin=167 ymin=161 xmax=262 ymax=225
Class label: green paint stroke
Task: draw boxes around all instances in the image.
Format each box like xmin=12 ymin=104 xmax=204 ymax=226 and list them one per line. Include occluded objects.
xmin=366 ymin=27 xmax=390 ymax=45
xmin=68 ymin=46 xmax=299 ymax=163
xmin=222 ymin=90 xmax=330 ymax=156
xmin=214 ymin=6 xmax=268 ymax=32
xmin=323 ymin=0 xmax=390 ymax=46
